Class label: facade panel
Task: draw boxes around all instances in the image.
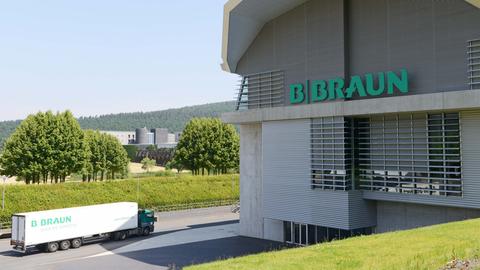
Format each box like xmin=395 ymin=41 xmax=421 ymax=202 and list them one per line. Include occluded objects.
xmin=376 ymin=201 xmax=480 ymax=233
xmin=262 ymin=119 xmax=375 ymax=230
xmin=349 ymin=0 xmax=480 ymax=94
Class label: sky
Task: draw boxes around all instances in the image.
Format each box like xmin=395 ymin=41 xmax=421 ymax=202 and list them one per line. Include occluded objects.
xmin=0 ymin=0 xmax=238 ymax=121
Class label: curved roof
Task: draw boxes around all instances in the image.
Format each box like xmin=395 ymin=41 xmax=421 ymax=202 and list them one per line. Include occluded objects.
xmin=221 ymin=0 xmax=480 ymax=74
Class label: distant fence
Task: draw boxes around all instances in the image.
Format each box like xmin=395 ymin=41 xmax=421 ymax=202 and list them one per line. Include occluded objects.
xmin=153 ymin=199 xmax=239 ymax=212
xmin=0 ymin=221 xmax=11 ymax=230
xmin=0 ymin=200 xmax=239 ymax=231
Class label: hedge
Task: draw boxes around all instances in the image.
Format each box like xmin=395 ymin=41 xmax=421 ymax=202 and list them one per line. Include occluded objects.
xmin=0 ymin=174 xmax=239 ymax=224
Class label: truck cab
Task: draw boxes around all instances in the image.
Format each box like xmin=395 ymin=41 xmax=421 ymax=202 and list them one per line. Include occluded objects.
xmin=137 ymin=209 xmax=156 ymax=236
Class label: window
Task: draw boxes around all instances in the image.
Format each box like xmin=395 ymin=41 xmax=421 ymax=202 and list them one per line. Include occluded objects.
xmin=283 ymin=221 xmax=373 ymax=246
xmin=355 ymin=113 xmax=461 ymax=196
xmin=311 ymin=117 xmax=353 ymax=191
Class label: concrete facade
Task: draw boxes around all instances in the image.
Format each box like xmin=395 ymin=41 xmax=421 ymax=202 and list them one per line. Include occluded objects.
xmin=222 ymin=0 xmax=480 ymax=245
xmin=375 ymin=201 xmax=480 ymax=233
xmin=239 ymin=124 xmax=263 ymax=239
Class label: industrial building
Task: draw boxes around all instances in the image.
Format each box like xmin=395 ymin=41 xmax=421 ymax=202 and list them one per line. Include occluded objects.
xmin=101 ymin=128 xmax=179 ymax=148
xmin=101 ymin=131 xmax=136 ymax=145
xmin=221 ymin=0 xmax=480 ymax=245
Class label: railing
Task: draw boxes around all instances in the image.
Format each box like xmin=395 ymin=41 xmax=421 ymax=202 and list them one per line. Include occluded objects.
xmin=151 ymin=199 xmax=239 ymax=213
xmin=468 ymin=38 xmax=480 ymax=90
xmin=235 ymin=70 xmax=285 ymax=110
xmin=0 ymin=221 xmax=11 ymax=230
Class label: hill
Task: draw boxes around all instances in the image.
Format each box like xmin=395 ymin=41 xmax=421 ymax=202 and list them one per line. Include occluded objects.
xmin=187 ymin=218 xmax=480 ymax=270
xmin=0 ymin=101 xmax=235 ymax=150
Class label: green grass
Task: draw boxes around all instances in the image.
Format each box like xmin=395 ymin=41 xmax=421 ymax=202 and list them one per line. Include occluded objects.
xmin=0 ymin=174 xmax=239 ymax=224
xmin=187 ymin=218 xmax=480 ymax=270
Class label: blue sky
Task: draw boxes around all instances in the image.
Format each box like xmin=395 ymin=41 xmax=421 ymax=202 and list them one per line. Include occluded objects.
xmin=0 ymin=1 xmax=237 ymax=121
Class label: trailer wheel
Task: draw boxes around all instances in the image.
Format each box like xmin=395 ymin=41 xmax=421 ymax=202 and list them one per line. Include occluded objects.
xmin=142 ymin=227 xmax=151 ymax=236
xmin=47 ymin=242 xmax=59 ymax=253
xmin=59 ymin=240 xmax=71 ymax=250
xmin=71 ymin=238 xmax=82 ymax=249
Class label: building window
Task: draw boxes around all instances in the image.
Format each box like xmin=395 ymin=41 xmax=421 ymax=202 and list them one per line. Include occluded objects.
xmin=356 ymin=113 xmax=461 ymax=196
xmin=283 ymin=221 xmax=373 ymax=246
xmin=311 ymin=117 xmax=353 ymax=191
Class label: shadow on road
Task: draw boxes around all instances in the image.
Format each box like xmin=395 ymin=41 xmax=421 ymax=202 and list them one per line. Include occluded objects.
xmin=98 ymin=219 xmax=240 ymax=252
xmin=116 ymin=236 xmax=289 ymax=269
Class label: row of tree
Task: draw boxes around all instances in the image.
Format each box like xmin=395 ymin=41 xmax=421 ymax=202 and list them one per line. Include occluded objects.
xmin=0 ymin=111 xmax=129 ymax=184
xmin=0 ymin=101 xmax=235 ymax=152
xmin=169 ymin=118 xmax=239 ymax=175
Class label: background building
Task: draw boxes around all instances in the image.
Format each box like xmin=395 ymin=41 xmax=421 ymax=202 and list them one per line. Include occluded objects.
xmin=221 ymin=0 xmax=480 ymax=246
xmin=101 ymin=131 xmax=135 ymax=145
xmin=101 ymin=127 xmax=179 ymax=148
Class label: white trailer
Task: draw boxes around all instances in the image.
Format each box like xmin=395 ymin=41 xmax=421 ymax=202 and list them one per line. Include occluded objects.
xmin=11 ymin=202 xmax=156 ymax=253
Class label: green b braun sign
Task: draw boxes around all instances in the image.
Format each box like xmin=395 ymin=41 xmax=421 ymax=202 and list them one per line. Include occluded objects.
xmin=290 ymin=69 xmax=409 ymax=104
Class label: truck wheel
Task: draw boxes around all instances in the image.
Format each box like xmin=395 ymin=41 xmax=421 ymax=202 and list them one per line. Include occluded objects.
xmin=71 ymin=238 xmax=82 ymax=249
xmin=47 ymin=242 xmax=59 ymax=253
xmin=59 ymin=240 xmax=71 ymax=250
xmin=142 ymin=227 xmax=151 ymax=236
xmin=119 ymin=231 xmax=127 ymax=241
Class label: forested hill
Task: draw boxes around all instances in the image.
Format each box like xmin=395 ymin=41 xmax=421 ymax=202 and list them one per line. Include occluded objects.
xmin=0 ymin=101 xmax=235 ymax=150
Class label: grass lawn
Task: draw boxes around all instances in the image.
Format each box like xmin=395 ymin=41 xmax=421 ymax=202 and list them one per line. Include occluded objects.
xmin=187 ymin=218 xmax=480 ymax=270
xmin=0 ymin=174 xmax=239 ymax=224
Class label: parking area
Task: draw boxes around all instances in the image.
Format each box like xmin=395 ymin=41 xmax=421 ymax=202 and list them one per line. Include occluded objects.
xmin=0 ymin=206 xmax=288 ymax=270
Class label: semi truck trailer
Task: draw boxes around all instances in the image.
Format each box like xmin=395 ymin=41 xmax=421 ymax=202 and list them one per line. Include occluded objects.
xmin=10 ymin=202 xmax=156 ymax=253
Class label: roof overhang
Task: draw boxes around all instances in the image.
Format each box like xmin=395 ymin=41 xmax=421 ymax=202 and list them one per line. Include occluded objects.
xmin=221 ymin=0 xmax=307 ymax=73
xmin=221 ymin=0 xmax=480 ymax=74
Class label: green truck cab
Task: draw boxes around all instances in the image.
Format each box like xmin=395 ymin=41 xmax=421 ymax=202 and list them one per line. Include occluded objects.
xmin=111 ymin=208 xmax=157 ymax=241
xmin=138 ymin=209 xmax=157 ymax=235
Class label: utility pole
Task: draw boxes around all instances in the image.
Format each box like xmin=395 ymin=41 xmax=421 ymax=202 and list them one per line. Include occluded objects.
xmin=2 ymin=176 xmax=6 ymax=210
xmin=137 ymin=177 xmax=140 ymax=203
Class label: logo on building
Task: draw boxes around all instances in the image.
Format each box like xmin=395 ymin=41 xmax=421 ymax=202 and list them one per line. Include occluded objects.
xmin=289 ymin=69 xmax=409 ymax=104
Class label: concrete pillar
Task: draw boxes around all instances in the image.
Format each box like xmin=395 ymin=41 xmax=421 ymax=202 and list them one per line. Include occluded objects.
xmin=239 ymin=123 xmax=264 ymax=239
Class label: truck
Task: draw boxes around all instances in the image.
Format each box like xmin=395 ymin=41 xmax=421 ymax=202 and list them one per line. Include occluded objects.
xmin=10 ymin=202 xmax=156 ymax=253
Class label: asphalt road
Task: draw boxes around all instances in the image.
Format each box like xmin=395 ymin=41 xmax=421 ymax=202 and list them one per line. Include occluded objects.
xmin=0 ymin=206 xmax=286 ymax=270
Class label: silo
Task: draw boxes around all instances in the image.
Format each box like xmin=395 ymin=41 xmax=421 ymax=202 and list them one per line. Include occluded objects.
xmin=135 ymin=127 xmax=149 ymax=145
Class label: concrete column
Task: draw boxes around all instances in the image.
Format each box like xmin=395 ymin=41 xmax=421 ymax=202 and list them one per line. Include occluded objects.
xmin=239 ymin=123 xmax=263 ymax=239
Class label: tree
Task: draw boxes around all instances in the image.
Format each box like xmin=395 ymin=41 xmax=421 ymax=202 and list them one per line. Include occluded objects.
xmin=82 ymin=130 xmax=129 ymax=181
xmin=170 ymin=118 xmax=239 ymax=175
xmin=123 ymin=145 xmax=139 ymax=161
xmin=0 ymin=111 xmax=84 ymax=184
xmin=50 ymin=111 xmax=85 ymax=183
xmin=105 ymin=133 xmax=129 ymax=179
xmin=141 ymin=157 xmax=156 ymax=173
xmin=0 ymin=111 xmax=129 ymax=184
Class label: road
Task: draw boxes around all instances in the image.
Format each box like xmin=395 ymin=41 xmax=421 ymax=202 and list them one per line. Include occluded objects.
xmin=0 ymin=206 xmax=286 ymax=270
